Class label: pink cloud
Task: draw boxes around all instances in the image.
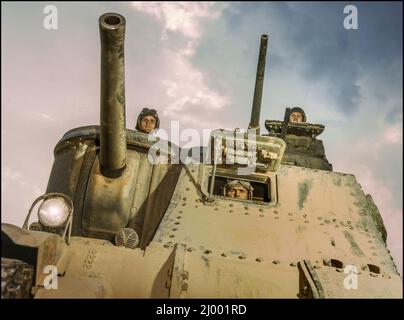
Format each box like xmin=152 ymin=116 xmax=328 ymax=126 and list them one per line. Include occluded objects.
xmin=131 ymin=2 xmax=231 ymax=134
xmin=384 ymin=125 xmax=402 ymax=144
xmin=131 ymin=2 xmax=227 ymax=40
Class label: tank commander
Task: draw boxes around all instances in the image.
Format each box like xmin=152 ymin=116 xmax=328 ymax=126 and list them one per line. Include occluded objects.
xmin=223 ymin=180 xmax=254 ymax=200
xmin=288 ymin=106 xmax=306 ymax=124
xmin=135 ymin=107 xmax=160 ymax=134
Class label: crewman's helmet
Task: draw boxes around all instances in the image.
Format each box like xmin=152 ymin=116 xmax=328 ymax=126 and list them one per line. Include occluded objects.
xmin=223 ymin=179 xmax=254 ymax=200
xmin=135 ymin=107 xmax=160 ymax=132
xmin=288 ymin=107 xmax=307 ymax=123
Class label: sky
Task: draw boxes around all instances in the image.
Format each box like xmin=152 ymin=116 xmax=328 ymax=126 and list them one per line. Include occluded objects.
xmin=2 ymin=2 xmax=402 ymax=275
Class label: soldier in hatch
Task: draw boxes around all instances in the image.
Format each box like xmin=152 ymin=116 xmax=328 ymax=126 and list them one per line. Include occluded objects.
xmin=135 ymin=107 xmax=160 ymax=134
xmin=223 ymin=180 xmax=254 ymax=200
xmin=288 ymin=107 xmax=306 ymax=124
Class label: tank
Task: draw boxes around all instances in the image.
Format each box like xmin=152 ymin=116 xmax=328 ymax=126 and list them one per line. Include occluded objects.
xmin=1 ymin=13 xmax=402 ymax=299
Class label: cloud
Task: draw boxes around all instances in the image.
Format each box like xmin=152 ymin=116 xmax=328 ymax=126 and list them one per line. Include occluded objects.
xmin=131 ymin=2 xmax=227 ymax=40
xmin=384 ymin=125 xmax=403 ymax=145
xmin=23 ymin=112 xmax=56 ymax=122
xmin=3 ymin=166 xmax=42 ymax=197
xmin=131 ymin=2 xmax=230 ymax=137
xmin=351 ymin=123 xmax=403 ymax=161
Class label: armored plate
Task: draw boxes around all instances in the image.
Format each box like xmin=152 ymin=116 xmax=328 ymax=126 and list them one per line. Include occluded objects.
xmin=265 ymin=120 xmax=325 ymax=137
xmin=208 ymin=129 xmax=286 ymax=173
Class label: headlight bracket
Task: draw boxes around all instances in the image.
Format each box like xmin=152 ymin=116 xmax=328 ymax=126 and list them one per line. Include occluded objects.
xmin=23 ymin=193 xmax=74 ymax=245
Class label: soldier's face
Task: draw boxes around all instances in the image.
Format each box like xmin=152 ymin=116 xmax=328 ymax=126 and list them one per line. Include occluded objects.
xmin=226 ymin=186 xmax=249 ymax=200
xmin=289 ymin=112 xmax=303 ymax=123
xmin=140 ymin=116 xmax=156 ymax=133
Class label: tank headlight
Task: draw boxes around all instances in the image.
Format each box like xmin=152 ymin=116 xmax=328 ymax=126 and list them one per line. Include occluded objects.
xmin=38 ymin=196 xmax=70 ymax=228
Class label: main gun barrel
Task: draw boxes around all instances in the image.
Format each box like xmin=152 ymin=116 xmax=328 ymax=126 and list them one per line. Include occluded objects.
xmin=249 ymin=34 xmax=268 ymax=134
xmin=99 ymin=13 xmax=127 ymax=178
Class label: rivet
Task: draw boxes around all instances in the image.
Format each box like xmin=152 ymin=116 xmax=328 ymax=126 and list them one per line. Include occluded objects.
xmin=260 ymin=214 xmax=264 ymax=217
xmin=259 ymin=208 xmax=264 ymax=212
xmin=221 ymin=253 xmax=227 ymax=257
xmin=290 ymin=262 xmax=297 ymax=267
xmin=204 ymin=250 xmax=212 ymax=254
xmin=186 ymin=188 xmax=190 ymax=191
xmin=229 ymin=204 xmax=234 ymax=208
xmin=304 ymin=220 xmax=309 ymax=224
xmin=169 ymin=234 xmax=175 ymax=238
xmin=187 ymin=247 xmax=194 ymax=252
xmin=214 ymin=207 xmax=218 ymax=211
xmin=182 ymin=203 xmax=186 ymax=206
xmin=177 ymin=216 xmax=182 ymax=219
xmin=274 ymin=210 xmax=278 ymax=214
xmin=244 ymin=212 xmax=249 ymax=215
xmin=273 ymin=260 xmax=280 ymax=265
xmin=256 ymin=258 xmax=263 ymax=262
xmin=174 ymin=222 xmax=180 ymax=225
xmin=274 ymin=216 xmax=279 ymax=219
xmin=178 ymin=211 xmax=183 ymax=214
xmin=289 ymin=213 xmax=293 ymax=216
xmin=238 ymin=255 xmax=246 ymax=260
xmin=244 ymin=207 xmax=249 ymax=210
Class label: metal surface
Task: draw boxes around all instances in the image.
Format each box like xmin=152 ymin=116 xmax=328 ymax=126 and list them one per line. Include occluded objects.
xmin=99 ymin=13 xmax=127 ymax=178
xmin=82 ymin=154 xmax=139 ymax=240
xmin=249 ymin=34 xmax=268 ymax=134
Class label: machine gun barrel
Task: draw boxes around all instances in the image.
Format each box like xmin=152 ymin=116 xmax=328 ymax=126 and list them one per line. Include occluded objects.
xmin=99 ymin=13 xmax=127 ymax=178
xmin=249 ymin=34 xmax=268 ymax=134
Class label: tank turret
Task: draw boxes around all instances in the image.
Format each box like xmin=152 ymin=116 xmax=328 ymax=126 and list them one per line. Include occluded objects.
xmin=265 ymin=107 xmax=333 ymax=171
